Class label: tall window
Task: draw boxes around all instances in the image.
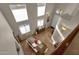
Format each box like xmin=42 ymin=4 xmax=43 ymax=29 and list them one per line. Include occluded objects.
xmin=10 ymin=4 xmax=31 ymax=34
xmin=37 ymin=3 xmax=46 ymax=16
xmin=10 ymin=4 xmax=28 ymax=22
xmin=37 ymin=19 xmax=44 ymax=27
xmin=12 ymin=8 xmax=28 ymax=22
xmin=19 ymin=24 xmax=30 ymax=34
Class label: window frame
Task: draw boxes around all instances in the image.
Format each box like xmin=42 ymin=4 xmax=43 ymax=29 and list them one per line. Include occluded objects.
xmin=10 ymin=5 xmax=28 ymax=22
xmin=19 ymin=24 xmax=30 ymax=34
xmin=37 ymin=19 xmax=44 ymax=27
xmin=37 ymin=5 xmax=46 ymax=17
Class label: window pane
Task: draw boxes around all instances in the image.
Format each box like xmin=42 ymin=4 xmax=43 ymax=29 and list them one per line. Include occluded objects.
xmin=19 ymin=25 xmax=26 ymax=34
xmin=37 ymin=19 xmax=44 ymax=27
xmin=12 ymin=8 xmax=28 ymax=22
xmin=37 ymin=6 xmax=46 ymax=16
xmin=25 ymin=24 xmax=30 ymax=33
xmin=19 ymin=24 xmax=30 ymax=34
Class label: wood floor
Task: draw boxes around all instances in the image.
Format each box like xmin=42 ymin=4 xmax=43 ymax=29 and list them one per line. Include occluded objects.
xmin=20 ymin=27 xmax=55 ymax=55
xmin=64 ymin=31 xmax=79 ymax=54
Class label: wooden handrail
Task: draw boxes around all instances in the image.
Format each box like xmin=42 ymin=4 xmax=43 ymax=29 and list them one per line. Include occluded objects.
xmin=51 ymin=24 xmax=79 ymax=55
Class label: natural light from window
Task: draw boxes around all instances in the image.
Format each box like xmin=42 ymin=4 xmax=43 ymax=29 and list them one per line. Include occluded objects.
xmin=19 ymin=24 xmax=30 ymax=34
xmin=37 ymin=19 xmax=44 ymax=27
xmin=37 ymin=6 xmax=46 ymax=16
xmin=12 ymin=8 xmax=28 ymax=22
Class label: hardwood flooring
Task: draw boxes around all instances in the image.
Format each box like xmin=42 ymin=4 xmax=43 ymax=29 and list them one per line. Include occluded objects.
xmin=20 ymin=27 xmax=55 ymax=55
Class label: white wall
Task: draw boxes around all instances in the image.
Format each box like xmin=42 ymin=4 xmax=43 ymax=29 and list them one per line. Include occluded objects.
xmin=0 ymin=11 xmax=17 ymax=55
xmin=0 ymin=4 xmax=20 ymax=37
xmin=0 ymin=3 xmax=55 ymax=40
xmin=63 ymin=4 xmax=78 ymax=16
xmin=51 ymin=3 xmax=79 ymax=45
xmin=54 ymin=3 xmax=79 ymax=16
xmin=45 ymin=3 xmax=55 ymax=27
